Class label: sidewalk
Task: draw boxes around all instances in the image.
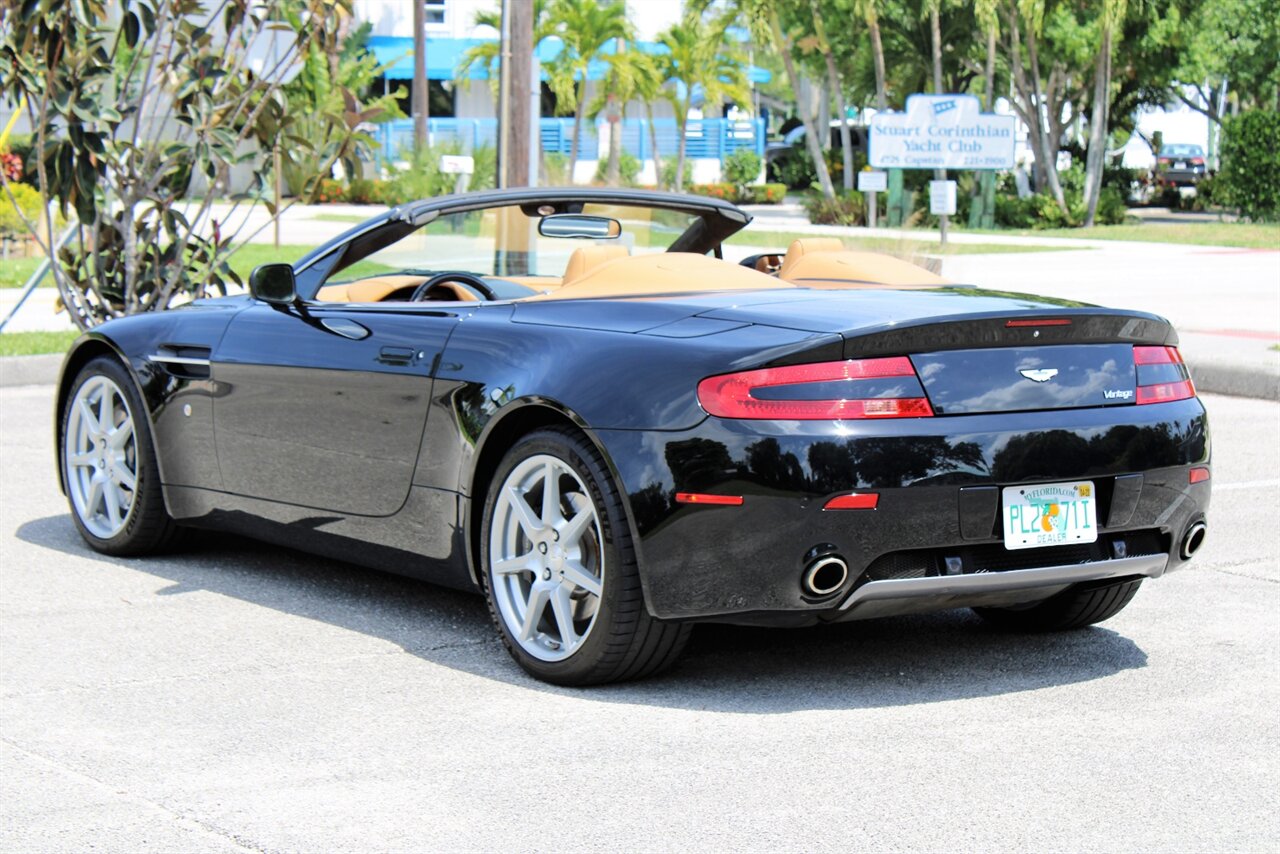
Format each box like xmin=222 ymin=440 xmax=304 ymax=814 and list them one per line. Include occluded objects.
xmin=3 ymin=203 xmax=1277 ymax=398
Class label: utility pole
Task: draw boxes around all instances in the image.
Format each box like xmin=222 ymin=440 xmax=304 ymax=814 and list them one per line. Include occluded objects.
xmin=506 ymin=0 xmax=534 ymax=188
xmin=413 ymin=0 xmax=427 ymax=151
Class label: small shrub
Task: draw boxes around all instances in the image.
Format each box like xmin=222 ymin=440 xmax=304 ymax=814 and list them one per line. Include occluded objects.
xmin=734 ymin=183 xmax=787 ymax=204
xmin=1 ymin=151 xmax=21 ymax=182
xmin=1 ymin=133 xmax=37 ymax=182
xmin=688 ymin=183 xmax=733 ymax=200
xmin=723 ymin=148 xmax=762 ymax=187
xmin=1218 ymin=110 xmax=1280 ymax=221
xmin=594 ymin=152 xmax=642 ymax=186
xmin=346 ymin=178 xmax=383 ymax=205
xmin=0 ymin=181 xmax=41 ymax=236
xmin=659 ymin=158 xmax=680 ymax=190
xmin=311 ymin=177 xmax=346 ymax=204
xmin=543 ymin=152 xmax=571 ymax=185
xmin=1095 ymin=187 xmax=1128 ymax=224
xmin=804 ymin=191 xmax=865 ymax=226
xmin=769 ymin=146 xmax=815 ymax=189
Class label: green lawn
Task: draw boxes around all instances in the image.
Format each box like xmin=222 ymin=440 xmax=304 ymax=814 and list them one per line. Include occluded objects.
xmin=966 ymin=221 xmax=1279 ymax=249
xmin=0 ymin=329 xmax=80 ymax=356
xmin=727 ymin=230 xmax=1077 ymax=255
xmin=311 ymin=213 xmax=372 ymax=224
xmin=0 ymin=256 xmax=46 ymax=288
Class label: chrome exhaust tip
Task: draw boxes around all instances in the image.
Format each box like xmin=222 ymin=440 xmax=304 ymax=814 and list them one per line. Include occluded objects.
xmin=1180 ymin=521 xmax=1207 ymax=560
xmin=803 ymin=555 xmax=849 ymax=597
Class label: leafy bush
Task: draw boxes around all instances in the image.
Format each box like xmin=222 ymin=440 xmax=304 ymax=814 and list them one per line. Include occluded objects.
xmin=723 ymin=148 xmax=762 ymax=187
xmin=1218 ymin=110 xmax=1280 ymax=221
xmin=594 ymin=152 xmax=641 ymax=186
xmin=769 ymin=146 xmax=815 ymax=189
xmin=345 ymin=178 xmax=382 ymax=205
xmin=542 ymin=152 xmax=571 ymax=185
xmin=738 ymin=183 xmax=787 ymax=204
xmin=804 ymin=191 xmax=865 ymax=226
xmin=0 ymin=182 xmax=42 ymax=235
xmin=688 ymin=183 xmax=734 ymax=200
xmin=992 ymin=164 xmax=1128 ymax=228
xmin=659 ymin=158 xmax=680 ymax=190
xmin=311 ymin=178 xmax=346 ymax=204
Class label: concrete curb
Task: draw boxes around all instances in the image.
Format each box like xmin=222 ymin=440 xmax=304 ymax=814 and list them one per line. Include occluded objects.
xmin=2 ymin=352 xmax=1277 ymax=401
xmin=0 ymin=354 xmax=64 ymax=388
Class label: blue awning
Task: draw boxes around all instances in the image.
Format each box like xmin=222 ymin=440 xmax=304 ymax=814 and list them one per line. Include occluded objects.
xmin=368 ymin=35 xmax=771 ymax=85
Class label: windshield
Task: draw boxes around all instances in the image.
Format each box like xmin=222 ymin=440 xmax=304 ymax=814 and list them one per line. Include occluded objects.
xmin=325 ymin=203 xmax=702 ymax=285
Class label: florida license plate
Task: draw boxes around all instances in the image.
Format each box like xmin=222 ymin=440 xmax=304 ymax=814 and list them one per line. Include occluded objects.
xmin=1002 ymin=481 xmax=1098 ymax=550
xmin=1175 ymin=161 xmax=1187 ymax=169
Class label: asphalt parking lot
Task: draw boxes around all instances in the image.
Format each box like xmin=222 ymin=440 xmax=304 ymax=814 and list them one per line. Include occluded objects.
xmin=2 ymin=384 xmax=1277 ymax=852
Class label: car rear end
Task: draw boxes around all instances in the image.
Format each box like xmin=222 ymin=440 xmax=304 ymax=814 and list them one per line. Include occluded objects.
xmin=607 ymin=301 xmax=1211 ymax=627
xmin=1157 ymin=146 xmax=1208 ymax=187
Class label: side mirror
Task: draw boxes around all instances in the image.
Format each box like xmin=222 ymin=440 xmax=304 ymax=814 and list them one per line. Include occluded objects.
xmin=249 ymin=263 xmax=297 ymax=305
xmin=538 ymin=214 xmax=622 ymax=240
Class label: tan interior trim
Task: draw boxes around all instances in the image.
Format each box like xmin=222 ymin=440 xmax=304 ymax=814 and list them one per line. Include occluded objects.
xmin=780 ymin=250 xmax=950 ymax=287
xmin=528 ymin=252 xmax=793 ymax=300
xmin=776 ymin=237 xmax=847 ymax=280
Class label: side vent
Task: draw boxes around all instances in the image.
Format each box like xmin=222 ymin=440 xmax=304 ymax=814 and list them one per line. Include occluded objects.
xmin=151 ymin=345 xmax=212 ymax=379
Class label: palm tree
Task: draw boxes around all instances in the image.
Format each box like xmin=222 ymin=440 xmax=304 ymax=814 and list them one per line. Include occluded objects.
xmin=456 ymin=0 xmax=559 ymax=92
xmin=1082 ymin=0 xmax=1127 ymax=226
xmin=855 ymin=0 xmax=888 ymax=111
xmin=812 ymin=4 xmax=853 ymax=191
xmin=587 ymin=44 xmax=662 ymax=185
xmin=546 ymin=0 xmax=632 ymax=178
xmin=697 ymin=0 xmax=836 ymax=198
xmin=657 ymin=14 xmax=751 ymax=190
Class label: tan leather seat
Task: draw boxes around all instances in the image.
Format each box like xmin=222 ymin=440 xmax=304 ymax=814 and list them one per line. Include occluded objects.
xmin=776 ymin=237 xmax=846 ymax=281
xmin=531 ymin=252 xmax=792 ymax=300
xmin=561 ymin=245 xmax=629 ymax=285
xmin=781 ymin=250 xmax=949 ymax=288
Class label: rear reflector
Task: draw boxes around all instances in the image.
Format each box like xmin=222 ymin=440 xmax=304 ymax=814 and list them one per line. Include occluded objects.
xmin=1006 ymin=318 xmax=1072 ymax=327
xmin=675 ymin=492 xmax=743 ymax=506
xmin=1133 ymin=345 xmax=1195 ymax=404
xmin=697 ymin=357 xmax=934 ymax=420
xmin=824 ymin=493 xmax=879 ymax=510
xmin=1189 ymin=467 xmax=1210 ymax=484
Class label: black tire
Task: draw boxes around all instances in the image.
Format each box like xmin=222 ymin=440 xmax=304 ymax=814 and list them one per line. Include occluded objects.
xmin=973 ymin=578 xmax=1143 ymax=632
xmin=480 ymin=426 xmax=691 ymax=686
xmin=61 ymin=355 xmax=183 ymax=556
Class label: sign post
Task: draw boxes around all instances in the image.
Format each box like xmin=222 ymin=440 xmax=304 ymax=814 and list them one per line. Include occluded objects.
xmin=869 ymin=94 xmax=1015 ymax=246
xmin=440 ymin=154 xmax=475 ymax=195
xmin=857 ymin=169 xmax=887 ymax=229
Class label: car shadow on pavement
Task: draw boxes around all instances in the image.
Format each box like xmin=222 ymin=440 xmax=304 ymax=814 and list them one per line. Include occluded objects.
xmin=17 ymin=514 xmax=1148 ymax=712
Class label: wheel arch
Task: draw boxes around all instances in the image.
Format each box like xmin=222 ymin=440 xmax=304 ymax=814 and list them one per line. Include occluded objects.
xmin=462 ymin=398 xmax=645 ymax=590
xmin=54 ymin=334 xmax=165 ymax=495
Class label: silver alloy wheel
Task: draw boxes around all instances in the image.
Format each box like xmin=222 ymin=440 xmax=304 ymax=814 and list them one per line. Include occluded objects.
xmin=65 ymin=375 xmax=138 ymax=539
xmin=489 ymin=454 xmax=605 ymax=662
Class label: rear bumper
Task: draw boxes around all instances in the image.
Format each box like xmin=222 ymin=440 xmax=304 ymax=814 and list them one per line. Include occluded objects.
xmin=597 ymin=397 xmax=1210 ymax=626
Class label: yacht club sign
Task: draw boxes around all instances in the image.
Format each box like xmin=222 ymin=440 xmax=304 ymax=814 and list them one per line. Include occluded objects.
xmin=870 ymin=94 xmax=1016 ymax=170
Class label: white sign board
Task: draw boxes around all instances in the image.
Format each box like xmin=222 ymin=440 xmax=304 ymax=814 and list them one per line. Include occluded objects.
xmin=929 ymin=180 xmax=957 ymax=215
xmin=870 ymin=94 xmax=1016 ymax=170
xmin=857 ymin=170 xmax=888 ymax=193
xmin=440 ymin=155 xmax=475 ymax=175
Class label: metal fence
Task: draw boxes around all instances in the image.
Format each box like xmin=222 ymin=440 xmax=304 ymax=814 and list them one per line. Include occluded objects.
xmin=374 ymin=117 xmax=765 ymax=164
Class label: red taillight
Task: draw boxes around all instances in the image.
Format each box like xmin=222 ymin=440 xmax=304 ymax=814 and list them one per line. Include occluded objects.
xmin=1189 ymin=467 xmax=1210 ymax=484
xmin=824 ymin=493 xmax=879 ymax=510
xmin=1134 ymin=345 xmax=1182 ymax=365
xmin=1158 ymin=157 xmax=1171 ymax=164
xmin=696 ymin=357 xmax=934 ymax=420
xmin=1133 ymin=345 xmax=1195 ymax=404
xmin=675 ymin=492 xmax=743 ymax=506
xmin=1191 ymin=157 xmax=1204 ymax=165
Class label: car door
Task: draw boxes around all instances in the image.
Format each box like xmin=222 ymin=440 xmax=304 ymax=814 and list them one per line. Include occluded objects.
xmin=211 ymin=301 xmax=475 ymax=517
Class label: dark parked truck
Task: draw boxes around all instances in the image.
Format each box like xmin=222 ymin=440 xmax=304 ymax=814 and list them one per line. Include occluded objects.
xmin=54 ymin=189 xmax=1210 ymax=685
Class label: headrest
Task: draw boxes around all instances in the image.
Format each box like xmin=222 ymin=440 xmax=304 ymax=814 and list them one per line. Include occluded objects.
xmin=562 ymin=245 xmax=630 ymax=284
xmin=776 ymin=237 xmax=846 ymax=280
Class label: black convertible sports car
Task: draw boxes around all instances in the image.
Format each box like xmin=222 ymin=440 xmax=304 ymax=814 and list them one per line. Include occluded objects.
xmin=56 ymin=188 xmax=1211 ymax=685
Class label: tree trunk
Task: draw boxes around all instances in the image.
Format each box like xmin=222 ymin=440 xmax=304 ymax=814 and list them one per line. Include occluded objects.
xmin=645 ymin=103 xmax=663 ymax=187
xmin=675 ymin=112 xmax=687 ymax=189
xmin=868 ymin=15 xmax=888 ymax=110
xmin=569 ymin=79 xmax=586 ymax=179
xmin=824 ymin=51 xmax=853 ymax=191
xmin=770 ymin=10 xmax=834 ymax=198
xmin=1082 ymin=25 xmax=1112 ymax=227
xmin=607 ymin=109 xmax=622 ymax=185
xmin=984 ymin=26 xmax=996 ymax=110
xmin=1024 ymin=25 xmax=1068 ymax=213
